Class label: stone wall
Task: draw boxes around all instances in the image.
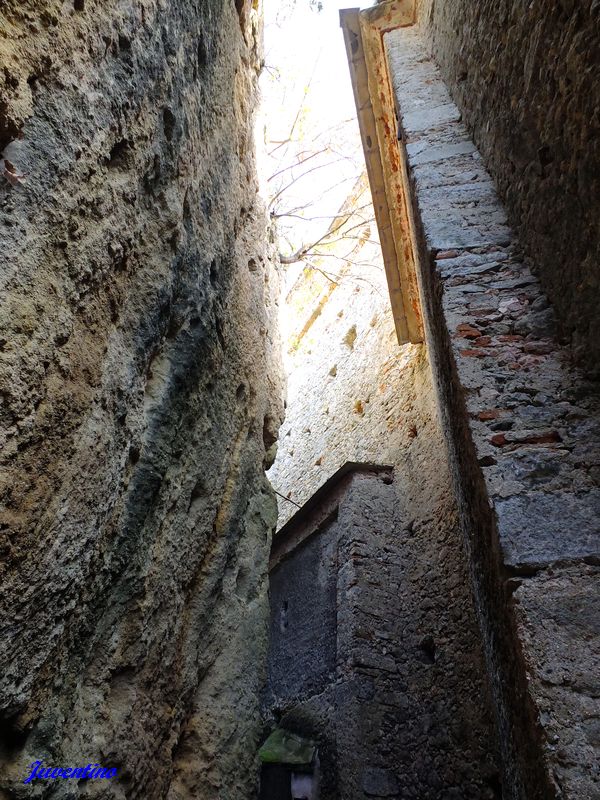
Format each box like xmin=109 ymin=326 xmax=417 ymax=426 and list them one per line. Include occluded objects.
xmin=268 ymin=516 xmax=338 ymax=703
xmin=416 ymin=0 xmax=600 ymax=374
xmin=385 ymin=24 xmax=600 ymax=799
xmin=0 ymin=2 xmax=283 ymax=797
xmin=268 ymin=216 xmax=501 ymax=797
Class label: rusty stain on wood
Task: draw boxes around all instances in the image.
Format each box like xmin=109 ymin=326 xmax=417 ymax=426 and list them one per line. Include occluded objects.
xmin=340 ymin=1 xmax=423 ymax=345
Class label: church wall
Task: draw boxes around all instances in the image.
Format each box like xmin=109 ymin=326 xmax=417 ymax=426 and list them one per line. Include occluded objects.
xmin=268 ymin=215 xmax=501 ymax=797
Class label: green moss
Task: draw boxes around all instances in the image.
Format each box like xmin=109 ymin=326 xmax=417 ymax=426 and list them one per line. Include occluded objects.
xmin=258 ymin=728 xmax=316 ymax=766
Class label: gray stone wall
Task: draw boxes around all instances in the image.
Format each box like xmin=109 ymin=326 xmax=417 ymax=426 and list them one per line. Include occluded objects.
xmin=0 ymin=2 xmax=283 ymax=797
xmin=416 ymin=0 xmax=600 ymax=374
xmin=268 ymin=214 xmax=500 ymax=796
xmin=333 ymin=472 xmax=499 ymax=800
xmin=265 ymin=470 xmax=500 ymax=800
xmin=386 ymin=24 xmax=600 ymax=799
xmin=268 ymin=225 xmax=441 ymax=530
xmin=267 ymin=523 xmax=338 ymax=703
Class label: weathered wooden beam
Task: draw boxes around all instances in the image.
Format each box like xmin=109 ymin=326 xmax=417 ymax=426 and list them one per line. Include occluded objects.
xmin=340 ymin=3 xmax=423 ymax=345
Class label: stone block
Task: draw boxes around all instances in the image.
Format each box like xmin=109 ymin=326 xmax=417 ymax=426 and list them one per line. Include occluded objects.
xmin=495 ymin=490 xmax=600 ymax=569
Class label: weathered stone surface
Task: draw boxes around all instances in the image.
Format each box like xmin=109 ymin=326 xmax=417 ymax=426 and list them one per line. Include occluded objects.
xmin=267 ymin=513 xmax=338 ymax=702
xmin=268 ymin=221 xmax=500 ymax=797
xmin=266 ymin=470 xmax=500 ymax=800
xmin=416 ymin=0 xmax=600 ymax=374
xmin=386 ymin=23 xmax=600 ymax=799
xmin=388 ymin=25 xmax=600 ymax=572
xmin=0 ymin=2 xmax=283 ymax=797
xmin=362 ymin=767 xmax=399 ymax=797
xmin=514 ymin=566 xmax=600 ymax=799
xmin=496 ymin=490 xmax=600 ymax=569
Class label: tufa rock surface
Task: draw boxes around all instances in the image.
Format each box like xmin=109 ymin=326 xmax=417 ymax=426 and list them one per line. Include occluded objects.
xmin=0 ymin=1 xmax=283 ymax=797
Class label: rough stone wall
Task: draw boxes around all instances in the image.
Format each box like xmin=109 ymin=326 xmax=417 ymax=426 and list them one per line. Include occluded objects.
xmin=265 ymin=469 xmax=501 ymax=800
xmin=386 ymin=24 xmax=600 ymax=799
xmin=269 ymin=224 xmax=437 ymax=528
xmin=268 ymin=229 xmax=501 ymax=796
xmin=268 ymin=521 xmax=338 ymax=704
xmin=415 ymin=0 xmax=600 ymax=374
xmin=0 ymin=2 xmax=283 ymax=798
xmin=333 ymin=472 xmax=496 ymax=800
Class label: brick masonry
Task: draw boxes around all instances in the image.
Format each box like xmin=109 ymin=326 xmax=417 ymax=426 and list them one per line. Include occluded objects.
xmin=385 ymin=24 xmax=600 ymax=800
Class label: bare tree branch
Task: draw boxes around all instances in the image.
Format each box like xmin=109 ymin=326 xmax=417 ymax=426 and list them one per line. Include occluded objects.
xmin=267 ymin=53 xmax=320 ymax=157
xmin=271 ymin=202 xmax=373 ymax=222
xmin=278 ymin=207 xmax=374 ymax=264
xmin=269 ymin=157 xmax=350 ymax=209
xmin=267 ymin=148 xmax=331 ymax=182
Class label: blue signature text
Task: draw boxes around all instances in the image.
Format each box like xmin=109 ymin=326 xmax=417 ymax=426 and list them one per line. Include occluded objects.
xmin=24 ymin=761 xmax=117 ymax=784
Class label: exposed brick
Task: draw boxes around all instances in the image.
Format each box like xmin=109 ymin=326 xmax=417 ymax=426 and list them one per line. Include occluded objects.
xmin=478 ymin=409 xmax=501 ymax=421
xmin=459 ymin=348 xmax=489 ymax=358
xmin=437 ymin=249 xmax=461 ymax=259
xmin=498 ymin=334 xmax=524 ymax=343
xmin=456 ymin=323 xmax=482 ymax=339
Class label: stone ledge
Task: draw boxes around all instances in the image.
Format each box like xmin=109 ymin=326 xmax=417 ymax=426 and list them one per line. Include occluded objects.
xmin=386 ymin=25 xmax=600 ymax=572
xmin=385 ymin=21 xmax=600 ymax=799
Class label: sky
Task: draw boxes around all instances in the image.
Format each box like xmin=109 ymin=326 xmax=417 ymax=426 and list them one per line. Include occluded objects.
xmin=258 ymin=0 xmax=373 ymax=271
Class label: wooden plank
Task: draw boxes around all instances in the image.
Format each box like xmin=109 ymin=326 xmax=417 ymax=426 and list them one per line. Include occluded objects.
xmin=360 ymin=1 xmax=423 ymax=343
xmin=340 ymin=3 xmax=424 ymax=345
xmin=340 ymin=8 xmax=411 ymax=345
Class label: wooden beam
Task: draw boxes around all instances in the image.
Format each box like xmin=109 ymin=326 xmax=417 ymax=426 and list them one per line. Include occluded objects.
xmin=340 ymin=8 xmax=410 ymax=345
xmin=340 ymin=3 xmax=423 ymax=345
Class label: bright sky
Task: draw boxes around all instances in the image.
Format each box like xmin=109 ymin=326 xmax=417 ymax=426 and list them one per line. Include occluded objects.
xmin=263 ymin=0 xmax=357 ymax=143
xmin=258 ymin=0 xmax=374 ymax=268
